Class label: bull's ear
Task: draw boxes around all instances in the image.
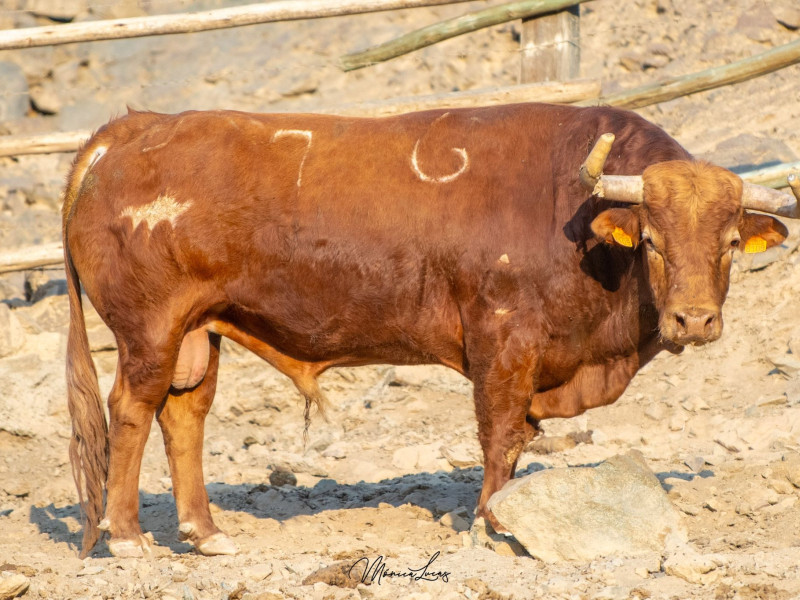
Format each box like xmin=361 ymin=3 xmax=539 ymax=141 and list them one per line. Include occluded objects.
xmin=591 ymin=208 xmax=640 ymax=249
xmin=738 ymin=212 xmax=789 ymax=254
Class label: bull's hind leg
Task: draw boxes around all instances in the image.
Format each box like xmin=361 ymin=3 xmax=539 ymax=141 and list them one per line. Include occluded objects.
xmin=156 ymin=332 xmax=237 ymax=555
xmin=102 ymin=340 xmax=176 ymax=558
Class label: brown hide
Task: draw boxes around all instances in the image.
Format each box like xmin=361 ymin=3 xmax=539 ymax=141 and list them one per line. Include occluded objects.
xmin=64 ymin=103 xmax=723 ymax=556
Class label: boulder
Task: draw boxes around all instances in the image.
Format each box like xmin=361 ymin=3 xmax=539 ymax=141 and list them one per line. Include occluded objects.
xmin=487 ymin=451 xmax=686 ymax=562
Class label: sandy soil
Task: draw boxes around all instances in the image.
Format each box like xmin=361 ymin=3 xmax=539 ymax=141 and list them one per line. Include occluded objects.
xmin=2 ymin=1 xmax=800 ymax=599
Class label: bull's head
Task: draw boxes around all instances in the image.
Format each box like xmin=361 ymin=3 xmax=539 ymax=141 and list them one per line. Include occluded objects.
xmin=581 ymin=133 xmax=798 ymax=346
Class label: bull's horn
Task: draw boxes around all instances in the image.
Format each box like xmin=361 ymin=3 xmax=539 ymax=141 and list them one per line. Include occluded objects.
xmin=580 ymin=133 xmax=644 ymax=204
xmin=741 ymin=174 xmax=800 ymax=219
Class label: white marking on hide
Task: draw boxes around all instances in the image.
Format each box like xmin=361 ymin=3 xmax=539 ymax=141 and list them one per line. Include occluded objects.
xmin=272 ymin=129 xmax=313 ymax=188
xmin=410 ymin=113 xmax=469 ymax=184
xmin=411 ymin=141 xmax=469 ymax=184
xmin=498 ymin=254 xmax=510 ymax=264
xmin=88 ymin=145 xmax=107 ymax=169
xmin=120 ymin=194 xmax=192 ymax=231
xmin=495 ymin=308 xmax=510 ymax=316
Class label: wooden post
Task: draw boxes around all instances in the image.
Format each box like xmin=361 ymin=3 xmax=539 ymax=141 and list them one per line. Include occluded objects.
xmin=520 ymin=6 xmax=580 ymax=83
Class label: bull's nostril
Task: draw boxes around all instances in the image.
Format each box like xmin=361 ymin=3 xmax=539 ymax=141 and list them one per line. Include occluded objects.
xmin=675 ymin=313 xmax=687 ymax=332
xmin=704 ymin=315 xmax=715 ymax=331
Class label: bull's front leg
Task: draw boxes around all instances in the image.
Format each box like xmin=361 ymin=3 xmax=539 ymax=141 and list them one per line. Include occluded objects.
xmin=469 ymin=328 xmax=541 ymax=533
xmin=528 ymin=355 xmax=639 ymax=420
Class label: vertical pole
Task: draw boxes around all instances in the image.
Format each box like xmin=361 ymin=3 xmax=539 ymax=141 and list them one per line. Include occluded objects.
xmin=520 ymin=6 xmax=580 ymax=83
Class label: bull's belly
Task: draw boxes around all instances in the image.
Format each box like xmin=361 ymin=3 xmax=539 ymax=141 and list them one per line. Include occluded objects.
xmin=213 ymin=293 xmax=466 ymax=373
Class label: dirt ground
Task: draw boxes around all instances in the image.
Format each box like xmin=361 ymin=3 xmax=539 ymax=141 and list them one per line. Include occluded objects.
xmin=2 ymin=1 xmax=800 ymax=599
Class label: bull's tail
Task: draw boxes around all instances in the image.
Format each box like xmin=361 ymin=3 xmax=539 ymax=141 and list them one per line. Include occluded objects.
xmin=63 ymin=148 xmax=109 ymax=558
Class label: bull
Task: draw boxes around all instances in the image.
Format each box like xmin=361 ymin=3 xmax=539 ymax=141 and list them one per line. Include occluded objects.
xmin=63 ymin=103 xmax=800 ymax=557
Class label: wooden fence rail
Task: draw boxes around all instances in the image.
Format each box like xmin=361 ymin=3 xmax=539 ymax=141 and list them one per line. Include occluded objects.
xmin=0 ymin=0 xmax=477 ymax=51
xmin=340 ymin=0 xmax=590 ymax=71
xmin=579 ymin=37 xmax=800 ymax=110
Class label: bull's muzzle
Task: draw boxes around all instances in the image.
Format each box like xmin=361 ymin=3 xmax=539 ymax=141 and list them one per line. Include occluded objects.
xmin=663 ymin=305 xmax=722 ymax=345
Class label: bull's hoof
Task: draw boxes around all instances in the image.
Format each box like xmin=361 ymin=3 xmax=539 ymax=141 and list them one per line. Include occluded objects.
xmin=107 ymin=533 xmax=153 ymax=558
xmin=196 ymin=533 xmax=238 ymax=556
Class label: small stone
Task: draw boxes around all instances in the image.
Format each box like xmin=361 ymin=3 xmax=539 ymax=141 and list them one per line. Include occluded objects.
xmin=392 ymin=446 xmax=419 ymax=471
xmin=28 ymin=0 xmax=87 ymax=21
xmin=767 ymin=478 xmax=794 ymax=495
xmin=774 ymin=5 xmax=800 ymax=29
xmin=309 ymin=478 xmax=338 ymax=498
xmin=684 ymin=456 xmax=706 ymax=473
xmin=243 ymin=563 xmax=273 ymax=581
xmin=0 ymin=573 xmax=29 ymax=600
xmin=322 ymin=442 xmax=347 ymax=459
xmin=171 ymin=563 xmax=189 ymax=583
xmin=703 ymin=498 xmax=722 ymax=512
xmin=680 ymin=396 xmax=709 ymax=412
xmin=439 ymin=507 xmax=470 ymax=533
xmin=530 ymin=435 xmax=576 ymax=455
xmin=786 ymin=467 xmax=800 ymax=489
xmin=763 ymin=496 xmax=797 ymax=514
xmin=30 ymin=83 xmax=61 ymax=115
xmin=668 ymin=414 xmax=686 ymax=432
xmin=2 ymin=480 xmax=29 ymax=498
xmin=663 ymin=548 xmax=722 ymax=585
xmin=77 ymin=565 xmax=105 ymax=576
xmin=440 ymin=443 xmax=481 ymax=468
xmin=208 ymin=439 xmax=234 ymax=457
xmin=644 ymin=403 xmax=666 ymax=421
xmin=302 ymin=561 xmax=361 ymax=589
xmin=268 ymin=469 xmax=297 ymax=487
xmin=160 ymin=589 xmax=181 ymax=600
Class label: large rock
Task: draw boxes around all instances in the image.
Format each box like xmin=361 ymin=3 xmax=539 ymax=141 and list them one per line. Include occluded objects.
xmin=487 ymin=451 xmax=686 ymax=562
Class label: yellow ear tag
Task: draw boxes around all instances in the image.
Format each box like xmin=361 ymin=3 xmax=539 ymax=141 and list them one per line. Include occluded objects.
xmin=744 ymin=236 xmax=767 ymax=254
xmin=611 ymin=227 xmax=633 ymax=247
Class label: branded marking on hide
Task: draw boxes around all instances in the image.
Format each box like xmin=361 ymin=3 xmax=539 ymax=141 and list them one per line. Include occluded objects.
xmin=410 ymin=112 xmax=469 ymax=184
xmin=272 ymin=129 xmax=313 ymax=188
xmin=120 ymin=194 xmax=192 ymax=230
xmin=411 ymin=141 xmax=469 ymax=184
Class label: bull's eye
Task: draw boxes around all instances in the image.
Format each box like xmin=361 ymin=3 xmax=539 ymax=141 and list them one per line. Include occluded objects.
xmin=730 ymin=238 xmax=740 ymax=249
xmin=642 ymin=235 xmax=656 ymax=251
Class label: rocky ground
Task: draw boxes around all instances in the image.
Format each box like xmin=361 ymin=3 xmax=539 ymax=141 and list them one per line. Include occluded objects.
xmin=2 ymin=0 xmax=800 ymax=599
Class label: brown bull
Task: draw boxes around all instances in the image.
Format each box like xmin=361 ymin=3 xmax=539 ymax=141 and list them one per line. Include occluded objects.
xmin=63 ymin=103 xmax=799 ymax=558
